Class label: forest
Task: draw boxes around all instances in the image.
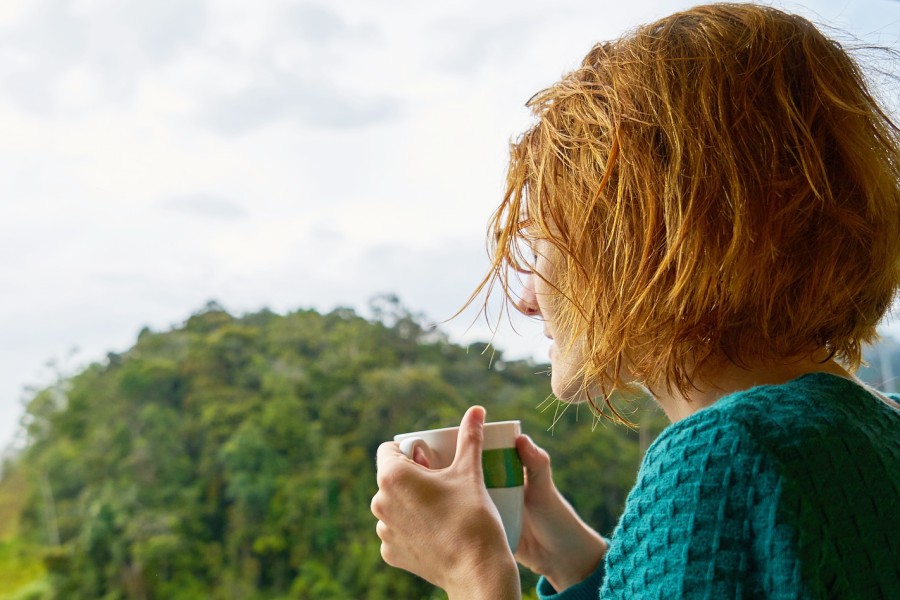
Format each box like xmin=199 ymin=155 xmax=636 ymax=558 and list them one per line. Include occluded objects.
xmin=1 ymin=297 xmax=897 ymax=600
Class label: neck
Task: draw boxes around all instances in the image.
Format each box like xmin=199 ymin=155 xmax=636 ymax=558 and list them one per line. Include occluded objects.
xmin=652 ymin=353 xmax=852 ymax=422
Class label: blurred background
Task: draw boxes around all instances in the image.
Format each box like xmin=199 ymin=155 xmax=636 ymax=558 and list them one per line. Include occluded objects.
xmin=1 ymin=0 xmax=899 ymax=453
xmin=0 ymin=1 xmax=898 ymax=598
xmin=0 ymin=0 xmax=900 ymax=454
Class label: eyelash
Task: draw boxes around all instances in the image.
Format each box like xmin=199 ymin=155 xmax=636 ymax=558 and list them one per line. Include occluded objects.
xmin=512 ymin=250 xmax=538 ymax=275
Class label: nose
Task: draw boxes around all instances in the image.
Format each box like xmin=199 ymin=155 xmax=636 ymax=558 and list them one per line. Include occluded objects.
xmin=515 ymin=275 xmax=542 ymax=317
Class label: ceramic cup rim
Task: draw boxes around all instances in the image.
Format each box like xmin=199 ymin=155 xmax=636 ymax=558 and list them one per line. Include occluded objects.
xmin=393 ymin=419 xmax=520 ymax=442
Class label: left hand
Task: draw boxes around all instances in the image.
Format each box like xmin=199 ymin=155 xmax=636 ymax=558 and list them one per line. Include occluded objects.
xmin=513 ymin=433 xmax=606 ymax=591
xmin=370 ymin=406 xmax=520 ymax=599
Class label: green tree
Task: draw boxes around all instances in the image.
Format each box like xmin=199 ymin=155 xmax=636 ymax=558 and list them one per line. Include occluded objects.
xmin=7 ymin=300 xmax=661 ymax=599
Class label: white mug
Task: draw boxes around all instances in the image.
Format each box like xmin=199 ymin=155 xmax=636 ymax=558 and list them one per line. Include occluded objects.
xmin=393 ymin=420 xmax=523 ymax=551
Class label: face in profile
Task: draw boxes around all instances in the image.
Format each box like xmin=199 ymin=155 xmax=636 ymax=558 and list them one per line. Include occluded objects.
xmin=516 ymin=239 xmax=591 ymax=403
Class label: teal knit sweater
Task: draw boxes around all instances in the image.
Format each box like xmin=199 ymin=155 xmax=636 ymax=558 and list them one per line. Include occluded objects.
xmin=537 ymin=373 xmax=900 ymax=599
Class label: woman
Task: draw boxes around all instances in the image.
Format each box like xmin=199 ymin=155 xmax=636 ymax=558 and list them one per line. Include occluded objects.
xmin=371 ymin=4 xmax=900 ymax=598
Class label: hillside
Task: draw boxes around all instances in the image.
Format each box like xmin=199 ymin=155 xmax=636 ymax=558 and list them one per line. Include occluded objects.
xmin=3 ymin=299 xmax=663 ymax=600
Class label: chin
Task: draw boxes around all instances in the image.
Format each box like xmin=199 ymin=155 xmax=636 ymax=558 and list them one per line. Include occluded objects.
xmin=550 ymin=376 xmax=591 ymax=403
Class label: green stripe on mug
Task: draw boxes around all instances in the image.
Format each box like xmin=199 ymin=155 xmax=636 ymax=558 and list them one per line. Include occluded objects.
xmin=482 ymin=448 xmax=524 ymax=488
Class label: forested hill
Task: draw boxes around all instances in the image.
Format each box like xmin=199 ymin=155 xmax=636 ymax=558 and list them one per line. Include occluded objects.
xmin=2 ymin=299 xmax=665 ymax=600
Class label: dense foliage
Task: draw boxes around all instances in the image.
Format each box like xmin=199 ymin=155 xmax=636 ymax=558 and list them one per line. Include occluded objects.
xmin=3 ymin=298 xmax=669 ymax=600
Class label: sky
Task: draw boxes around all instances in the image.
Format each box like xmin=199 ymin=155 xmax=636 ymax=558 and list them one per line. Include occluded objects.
xmin=2 ymin=0 xmax=899 ymax=453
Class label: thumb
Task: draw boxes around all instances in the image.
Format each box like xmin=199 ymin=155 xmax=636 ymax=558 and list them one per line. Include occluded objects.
xmin=452 ymin=405 xmax=486 ymax=474
xmin=516 ymin=434 xmax=556 ymax=497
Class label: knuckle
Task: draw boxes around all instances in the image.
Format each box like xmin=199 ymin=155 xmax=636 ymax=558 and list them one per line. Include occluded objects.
xmin=375 ymin=464 xmax=401 ymax=489
xmin=370 ymin=493 xmax=383 ymax=519
xmin=375 ymin=441 xmax=395 ymax=467
xmin=465 ymin=427 xmax=484 ymax=445
xmin=375 ymin=519 xmax=388 ymax=540
xmin=539 ymin=447 xmax=552 ymax=467
xmin=380 ymin=543 xmax=397 ymax=567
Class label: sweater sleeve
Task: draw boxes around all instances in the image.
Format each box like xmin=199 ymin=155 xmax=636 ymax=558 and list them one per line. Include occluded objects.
xmin=535 ymin=561 xmax=606 ymax=600
xmin=535 ymin=538 xmax=610 ymax=600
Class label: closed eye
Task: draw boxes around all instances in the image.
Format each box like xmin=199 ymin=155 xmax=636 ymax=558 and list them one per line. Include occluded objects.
xmin=512 ymin=239 xmax=537 ymax=275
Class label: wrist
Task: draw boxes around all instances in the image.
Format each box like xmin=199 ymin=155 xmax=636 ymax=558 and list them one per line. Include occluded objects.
xmin=448 ymin=549 xmax=520 ymax=600
xmin=544 ymin=533 xmax=607 ymax=592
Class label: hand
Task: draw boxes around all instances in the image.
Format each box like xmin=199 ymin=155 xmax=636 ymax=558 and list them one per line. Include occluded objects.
xmin=514 ymin=434 xmax=607 ymax=592
xmin=371 ymin=406 xmax=520 ymax=599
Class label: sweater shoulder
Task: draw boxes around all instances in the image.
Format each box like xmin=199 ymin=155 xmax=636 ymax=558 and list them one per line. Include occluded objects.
xmin=610 ymin=374 xmax=900 ymax=598
xmin=603 ymin=395 xmax=780 ymax=598
xmin=646 ymin=373 xmax=900 ymax=473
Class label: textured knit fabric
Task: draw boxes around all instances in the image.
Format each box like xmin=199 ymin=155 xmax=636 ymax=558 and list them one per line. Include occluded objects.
xmin=537 ymin=373 xmax=900 ymax=599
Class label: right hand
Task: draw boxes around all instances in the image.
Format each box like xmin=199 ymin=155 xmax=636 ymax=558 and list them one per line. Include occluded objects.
xmin=514 ymin=434 xmax=608 ymax=592
xmin=371 ymin=407 xmax=520 ymax=599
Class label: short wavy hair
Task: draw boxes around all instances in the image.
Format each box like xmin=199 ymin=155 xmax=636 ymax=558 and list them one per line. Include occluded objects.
xmin=478 ymin=3 xmax=900 ymax=414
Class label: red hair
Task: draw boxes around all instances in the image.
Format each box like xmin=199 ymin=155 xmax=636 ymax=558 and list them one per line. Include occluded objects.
xmin=476 ymin=3 xmax=900 ymax=416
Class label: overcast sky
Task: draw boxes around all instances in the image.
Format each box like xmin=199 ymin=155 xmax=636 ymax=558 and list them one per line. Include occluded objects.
xmin=2 ymin=0 xmax=899 ymax=452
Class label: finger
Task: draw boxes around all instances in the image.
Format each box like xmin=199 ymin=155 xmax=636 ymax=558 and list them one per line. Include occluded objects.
xmin=375 ymin=441 xmax=413 ymax=488
xmin=398 ymin=438 xmax=436 ymax=468
xmin=413 ymin=444 xmax=432 ymax=468
xmin=370 ymin=491 xmax=386 ymax=520
xmin=376 ymin=523 xmax=404 ymax=570
xmin=376 ymin=440 xmax=404 ymax=468
xmin=516 ymin=434 xmax=555 ymax=495
xmin=375 ymin=519 xmax=389 ymax=541
xmin=452 ymin=405 xmax=486 ymax=473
